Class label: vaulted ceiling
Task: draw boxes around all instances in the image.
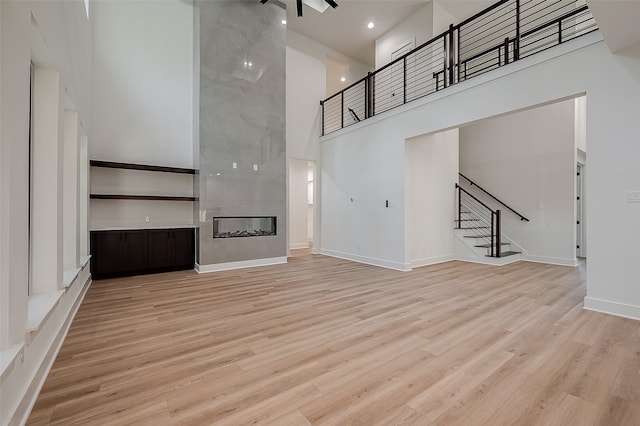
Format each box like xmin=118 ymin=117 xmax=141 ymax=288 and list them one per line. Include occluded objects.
xmin=283 ymin=0 xmax=493 ymax=65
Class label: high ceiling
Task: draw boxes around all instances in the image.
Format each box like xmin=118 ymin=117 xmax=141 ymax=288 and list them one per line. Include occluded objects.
xmin=283 ymin=0 xmax=493 ymax=65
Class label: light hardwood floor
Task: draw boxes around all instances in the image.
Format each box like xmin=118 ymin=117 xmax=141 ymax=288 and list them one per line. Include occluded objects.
xmin=28 ymin=254 xmax=640 ymax=425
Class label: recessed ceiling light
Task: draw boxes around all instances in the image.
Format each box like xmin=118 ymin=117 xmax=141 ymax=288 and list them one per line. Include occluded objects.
xmin=367 ymin=22 xmax=374 ymax=29
xmin=340 ymin=77 xmax=346 ymax=82
xmin=281 ymin=19 xmax=287 ymax=25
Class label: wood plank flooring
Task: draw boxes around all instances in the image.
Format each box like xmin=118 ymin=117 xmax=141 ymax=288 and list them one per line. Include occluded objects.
xmin=27 ymin=254 xmax=640 ymax=425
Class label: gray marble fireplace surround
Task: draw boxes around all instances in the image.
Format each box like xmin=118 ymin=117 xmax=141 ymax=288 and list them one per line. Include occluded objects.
xmin=195 ymin=0 xmax=287 ymax=271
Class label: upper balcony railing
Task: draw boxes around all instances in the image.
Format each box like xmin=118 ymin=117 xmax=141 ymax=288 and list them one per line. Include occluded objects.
xmin=320 ymin=0 xmax=597 ymax=135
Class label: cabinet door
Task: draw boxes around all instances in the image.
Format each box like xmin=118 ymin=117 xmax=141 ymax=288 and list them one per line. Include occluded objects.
xmin=119 ymin=230 xmax=148 ymax=273
xmin=148 ymin=230 xmax=172 ymax=269
xmin=91 ymin=231 xmax=121 ymax=276
xmin=172 ymin=229 xmax=195 ymax=268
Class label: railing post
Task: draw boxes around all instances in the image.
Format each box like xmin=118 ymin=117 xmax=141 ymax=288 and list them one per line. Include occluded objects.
xmin=558 ymin=20 xmax=563 ymax=44
xmin=515 ymin=0 xmax=520 ymax=60
xmin=340 ymin=91 xmax=344 ymax=130
xmin=490 ymin=211 xmax=495 ymax=257
xmin=456 ymin=184 xmax=461 ymax=229
xmin=503 ymin=37 xmax=509 ymax=65
xmin=364 ymin=77 xmax=369 ymax=119
xmin=448 ymin=23 xmax=455 ymax=86
xmin=496 ymin=209 xmax=502 ymax=258
xmin=320 ymin=100 xmax=325 ymax=136
xmin=368 ymin=71 xmax=375 ymax=118
xmin=443 ymin=37 xmax=448 ymax=88
xmin=456 ymin=25 xmax=461 ymax=82
xmin=403 ymin=56 xmax=407 ymax=104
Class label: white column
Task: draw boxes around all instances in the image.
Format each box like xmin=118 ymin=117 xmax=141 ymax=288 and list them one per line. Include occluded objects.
xmin=79 ymin=135 xmax=89 ymax=261
xmin=63 ymin=110 xmax=79 ymax=272
xmin=30 ymin=67 xmax=63 ymax=294
xmin=1 ymin=0 xmax=30 ymax=349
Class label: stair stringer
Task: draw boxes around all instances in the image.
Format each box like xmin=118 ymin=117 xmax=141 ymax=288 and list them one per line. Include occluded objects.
xmin=453 ymin=228 xmax=523 ymax=266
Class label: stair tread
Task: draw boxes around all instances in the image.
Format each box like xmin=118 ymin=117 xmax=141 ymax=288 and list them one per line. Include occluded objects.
xmin=464 ymin=235 xmax=492 ymax=238
xmin=486 ymin=251 xmax=521 ymax=257
xmin=475 ymin=243 xmax=510 ymax=248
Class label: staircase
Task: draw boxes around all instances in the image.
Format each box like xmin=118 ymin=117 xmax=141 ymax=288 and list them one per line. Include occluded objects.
xmin=454 ymin=177 xmax=527 ymax=265
xmin=454 ymin=209 xmax=522 ymax=265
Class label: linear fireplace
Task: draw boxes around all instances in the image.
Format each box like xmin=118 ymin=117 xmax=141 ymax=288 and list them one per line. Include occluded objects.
xmin=213 ymin=216 xmax=277 ymax=238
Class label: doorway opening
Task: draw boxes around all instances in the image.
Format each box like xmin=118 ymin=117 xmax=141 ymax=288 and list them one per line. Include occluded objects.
xmin=289 ymin=159 xmax=315 ymax=253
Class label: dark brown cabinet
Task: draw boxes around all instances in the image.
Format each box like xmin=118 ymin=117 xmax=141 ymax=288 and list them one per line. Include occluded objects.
xmin=148 ymin=229 xmax=195 ymax=270
xmin=91 ymin=228 xmax=194 ymax=279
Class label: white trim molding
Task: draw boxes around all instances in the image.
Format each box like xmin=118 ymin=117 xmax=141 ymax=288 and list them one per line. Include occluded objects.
xmin=9 ymin=265 xmax=92 ymax=426
xmin=522 ymin=255 xmax=578 ymax=267
xmin=289 ymin=243 xmax=309 ymax=250
xmin=196 ymin=256 xmax=288 ymax=273
xmin=584 ymin=297 xmax=640 ymax=321
xmin=319 ymin=249 xmax=411 ymax=272
xmin=410 ymin=255 xmax=455 ymax=269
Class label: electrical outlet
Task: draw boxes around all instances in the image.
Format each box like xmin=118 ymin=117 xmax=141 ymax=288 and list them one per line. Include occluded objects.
xmin=145 ymin=216 xmax=150 ymax=222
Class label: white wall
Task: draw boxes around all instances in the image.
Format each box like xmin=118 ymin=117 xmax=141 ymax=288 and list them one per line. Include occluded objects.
xmin=373 ymin=1 xmax=458 ymax=70
xmin=459 ymin=100 xmax=577 ymax=265
xmin=405 ymin=129 xmax=459 ymax=268
xmin=575 ymin=96 xmax=587 ymax=152
xmin=286 ymin=30 xmax=371 ymax=250
xmin=432 ymin=1 xmax=458 ymax=35
xmin=287 ymin=29 xmax=371 ymax=105
xmin=91 ymin=0 xmax=193 ymax=168
xmin=375 ymin=3 xmax=434 ymax=69
xmin=326 ymin=55 xmax=348 ymax=98
xmin=289 ymin=158 xmax=309 ymax=249
xmin=90 ymin=0 xmax=194 ymax=230
xmin=286 ymin=43 xmax=325 ymax=162
xmin=320 ymin=122 xmax=408 ymax=270
xmin=318 ymin=33 xmax=640 ymax=320
xmin=286 ymin=29 xmax=372 ymax=162
xmin=0 ymin=1 xmax=92 ymax=424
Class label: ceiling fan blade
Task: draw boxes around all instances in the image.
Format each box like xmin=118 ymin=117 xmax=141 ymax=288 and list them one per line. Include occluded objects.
xmin=260 ymin=0 xmax=269 ymax=3
xmin=324 ymin=0 xmax=338 ymax=8
xmin=297 ymin=0 xmax=303 ymax=17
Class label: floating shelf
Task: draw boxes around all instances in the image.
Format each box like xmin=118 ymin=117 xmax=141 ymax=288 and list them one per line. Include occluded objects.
xmin=90 ymin=194 xmax=197 ymax=202
xmin=90 ymin=160 xmax=197 ymax=175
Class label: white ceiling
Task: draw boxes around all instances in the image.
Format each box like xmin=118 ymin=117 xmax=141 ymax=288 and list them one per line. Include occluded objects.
xmin=283 ymin=0 xmax=493 ymax=65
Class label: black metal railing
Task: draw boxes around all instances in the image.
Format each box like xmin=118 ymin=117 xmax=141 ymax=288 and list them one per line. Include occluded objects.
xmin=320 ymin=0 xmax=597 ymax=135
xmin=456 ymin=183 xmax=503 ymax=258
xmin=459 ymin=173 xmax=529 ymax=221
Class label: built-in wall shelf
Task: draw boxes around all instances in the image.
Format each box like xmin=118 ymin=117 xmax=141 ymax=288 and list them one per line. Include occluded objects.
xmin=90 ymin=194 xmax=197 ymax=201
xmin=90 ymin=160 xmax=197 ymax=175
xmin=89 ymin=160 xmax=197 ymax=203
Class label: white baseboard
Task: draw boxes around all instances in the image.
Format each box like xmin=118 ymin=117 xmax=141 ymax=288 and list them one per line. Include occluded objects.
xmin=319 ymin=249 xmax=410 ymax=272
xmin=289 ymin=243 xmax=309 ymax=250
xmin=454 ymin=253 xmax=522 ymax=266
xmin=196 ymin=256 xmax=288 ymax=273
xmin=522 ymin=255 xmax=578 ymax=267
xmin=410 ymin=255 xmax=455 ymax=269
xmin=583 ymin=297 xmax=640 ymax=321
xmin=10 ymin=267 xmax=92 ymax=426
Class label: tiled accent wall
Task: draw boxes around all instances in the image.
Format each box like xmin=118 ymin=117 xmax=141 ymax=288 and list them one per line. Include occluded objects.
xmin=196 ymin=0 xmax=287 ymax=265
